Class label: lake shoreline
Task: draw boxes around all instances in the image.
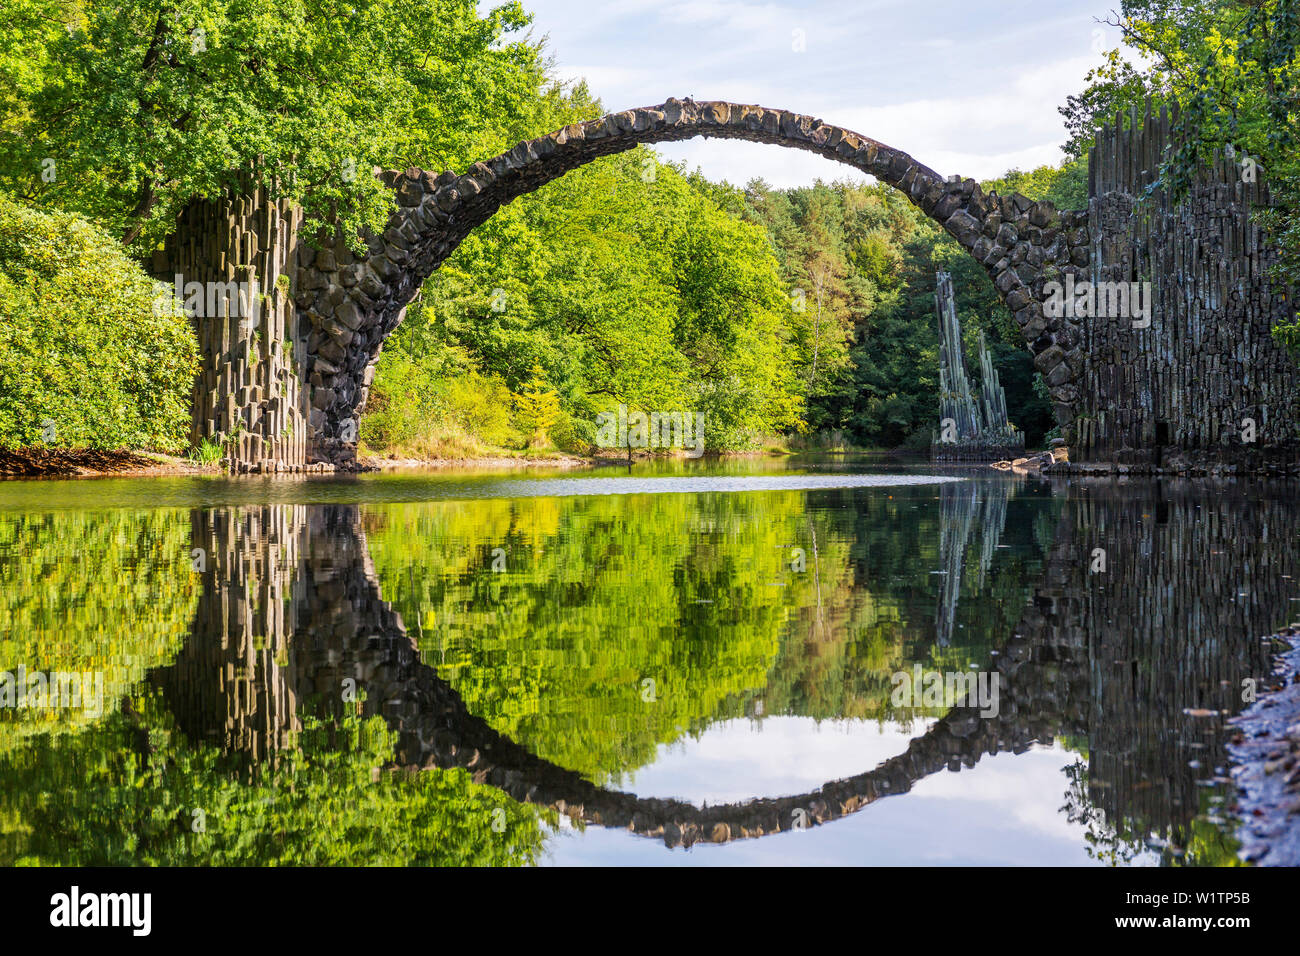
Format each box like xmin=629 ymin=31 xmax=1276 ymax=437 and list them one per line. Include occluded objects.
xmin=0 ymin=447 xmax=211 ymax=479
xmin=1228 ymin=630 xmax=1300 ymax=866
xmin=0 ymin=445 xmax=796 ymax=479
xmin=357 ymin=447 xmax=797 ymax=472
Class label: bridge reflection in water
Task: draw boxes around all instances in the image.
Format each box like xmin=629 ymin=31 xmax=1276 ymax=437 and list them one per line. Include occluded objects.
xmin=147 ymin=477 xmax=1290 ymax=857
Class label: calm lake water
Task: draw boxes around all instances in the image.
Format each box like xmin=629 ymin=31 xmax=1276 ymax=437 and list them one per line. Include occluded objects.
xmin=1 ymin=457 xmax=1296 ymax=866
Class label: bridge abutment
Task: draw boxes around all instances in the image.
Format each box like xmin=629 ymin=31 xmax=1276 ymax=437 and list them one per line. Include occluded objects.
xmin=151 ymin=187 xmax=317 ymax=472
xmin=1072 ymin=103 xmax=1300 ymax=473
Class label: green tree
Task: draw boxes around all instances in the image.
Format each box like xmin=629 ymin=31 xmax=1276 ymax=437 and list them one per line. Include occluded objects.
xmin=742 ymin=180 xmax=1054 ymax=448
xmin=373 ymin=148 xmax=805 ymax=454
xmin=0 ymin=0 xmax=553 ymax=253
xmin=982 ymin=159 xmax=1089 ymax=212
xmin=1 ymin=702 xmax=547 ymax=866
xmin=512 ymin=363 xmax=561 ymax=447
xmin=0 ymin=507 xmax=197 ymax=756
xmin=0 ymin=193 xmax=197 ymax=451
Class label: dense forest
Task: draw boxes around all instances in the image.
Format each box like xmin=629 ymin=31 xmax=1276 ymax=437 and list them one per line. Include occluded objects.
xmin=0 ymin=0 xmax=1294 ymax=456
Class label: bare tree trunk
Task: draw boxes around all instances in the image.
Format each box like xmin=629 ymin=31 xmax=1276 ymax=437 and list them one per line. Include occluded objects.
xmin=810 ymin=267 xmax=824 ymax=386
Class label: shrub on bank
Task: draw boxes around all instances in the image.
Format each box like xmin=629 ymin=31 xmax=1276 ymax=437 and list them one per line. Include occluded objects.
xmin=0 ymin=194 xmax=198 ymax=452
xmin=361 ymin=350 xmax=517 ymax=456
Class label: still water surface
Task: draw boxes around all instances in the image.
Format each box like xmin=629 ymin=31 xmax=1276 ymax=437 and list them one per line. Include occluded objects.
xmin=0 ymin=458 xmax=1294 ymax=866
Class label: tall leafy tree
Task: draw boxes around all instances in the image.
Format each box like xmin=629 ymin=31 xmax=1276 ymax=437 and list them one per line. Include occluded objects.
xmin=1062 ymin=1 xmax=1299 ymax=343
xmin=0 ymin=0 xmax=552 ymax=253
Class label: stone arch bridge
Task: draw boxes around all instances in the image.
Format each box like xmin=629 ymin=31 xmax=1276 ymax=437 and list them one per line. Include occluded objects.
xmin=153 ymin=98 xmax=1297 ymax=474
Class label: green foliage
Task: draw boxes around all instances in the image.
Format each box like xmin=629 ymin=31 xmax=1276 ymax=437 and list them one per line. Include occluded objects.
xmin=363 ymin=485 xmax=1044 ymax=782
xmin=742 ymin=180 xmax=1054 ymax=448
xmin=189 ymin=435 xmax=223 ymax=466
xmin=0 ymin=0 xmax=1075 ymax=455
xmin=360 ymin=348 xmax=515 ymax=455
xmin=0 ymin=483 xmax=1054 ymax=863
xmin=0 ymin=193 xmax=198 ymax=451
xmin=1062 ymin=1 xmax=1300 ymax=346
xmin=982 ymin=158 xmax=1089 ymax=211
xmin=1060 ymin=51 xmax=1161 ymax=160
xmin=370 ymin=148 xmax=805 ymax=455
xmin=512 ymin=364 xmax=561 ymax=447
xmin=740 ymin=180 xmax=864 ymax=433
xmin=0 ymin=0 xmax=556 ymax=253
xmin=0 ymin=699 xmax=546 ymax=866
xmin=1061 ymin=757 xmax=1246 ymax=867
xmin=0 ymin=508 xmax=197 ymax=754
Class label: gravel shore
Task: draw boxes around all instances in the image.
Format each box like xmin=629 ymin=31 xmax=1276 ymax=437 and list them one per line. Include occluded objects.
xmin=1228 ymin=630 xmax=1300 ymax=865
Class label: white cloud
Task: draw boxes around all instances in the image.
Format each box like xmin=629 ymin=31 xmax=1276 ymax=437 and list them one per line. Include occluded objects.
xmin=620 ymin=716 xmax=935 ymax=804
xmin=659 ymin=0 xmax=792 ymax=32
xmin=552 ymin=64 xmax=662 ymax=95
xmin=525 ymin=1 xmax=1117 ymax=185
xmin=652 ymin=138 xmax=870 ymax=189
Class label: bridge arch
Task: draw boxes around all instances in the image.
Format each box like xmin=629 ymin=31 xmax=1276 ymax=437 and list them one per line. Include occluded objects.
xmin=159 ymin=502 xmax=1087 ymax=848
xmin=294 ymin=98 xmax=1091 ymax=465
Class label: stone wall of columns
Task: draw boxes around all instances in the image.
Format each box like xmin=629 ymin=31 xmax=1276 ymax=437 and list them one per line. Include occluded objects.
xmin=151 ymin=187 xmax=319 ymax=472
xmin=1073 ymin=101 xmax=1300 ymax=474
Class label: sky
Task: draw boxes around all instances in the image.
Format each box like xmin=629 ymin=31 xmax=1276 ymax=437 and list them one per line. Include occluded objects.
xmin=539 ymin=718 xmax=1147 ymax=866
xmin=511 ymin=0 xmax=1128 ymax=188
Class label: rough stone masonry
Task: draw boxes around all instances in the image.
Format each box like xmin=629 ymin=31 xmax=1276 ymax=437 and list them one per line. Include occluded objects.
xmin=152 ymin=97 xmax=1296 ymax=473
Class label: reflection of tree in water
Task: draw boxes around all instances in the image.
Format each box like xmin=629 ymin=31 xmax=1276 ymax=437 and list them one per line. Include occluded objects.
xmin=3 ymin=477 xmax=1297 ymax=861
xmin=0 ymin=507 xmax=198 ymax=756
xmin=1052 ymin=484 xmax=1294 ymax=865
xmin=0 ymin=505 xmax=549 ymax=866
xmin=214 ymin=487 xmax=1292 ymax=852
xmin=0 ymin=695 xmax=549 ymax=866
xmin=242 ymin=484 xmax=1299 ymax=857
xmin=362 ymin=487 xmax=1041 ymax=779
xmin=1061 ymin=757 xmax=1145 ymax=866
xmin=1061 ymin=755 xmax=1245 ymax=867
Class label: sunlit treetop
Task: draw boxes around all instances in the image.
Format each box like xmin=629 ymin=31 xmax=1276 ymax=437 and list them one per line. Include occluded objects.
xmin=1062 ymin=0 xmax=1299 ymax=298
xmin=0 ymin=0 xmax=557 ymax=254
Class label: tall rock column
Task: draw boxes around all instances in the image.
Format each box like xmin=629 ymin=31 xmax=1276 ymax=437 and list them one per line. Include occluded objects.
xmin=932 ymin=271 xmax=1024 ymax=459
xmin=935 ymin=272 xmax=980 ymax=439
xmin=1079 ymin=100 xmax=1300 ymax=472
xmin=152 ymin=185 xmax=313 ymax=472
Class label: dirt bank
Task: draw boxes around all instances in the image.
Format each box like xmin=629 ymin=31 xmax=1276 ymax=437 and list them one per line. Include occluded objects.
xmin=0 ymin=445 xmax=732 ymax=479
xmin=0 ymin=447 xmax=207 ymax=478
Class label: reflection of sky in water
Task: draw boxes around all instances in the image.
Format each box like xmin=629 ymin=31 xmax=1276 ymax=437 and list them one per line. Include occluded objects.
xmin=542 ymin=716 xmax=1160 ymax=866
xmin=617 ymin=716 xmax=940 ymax=804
